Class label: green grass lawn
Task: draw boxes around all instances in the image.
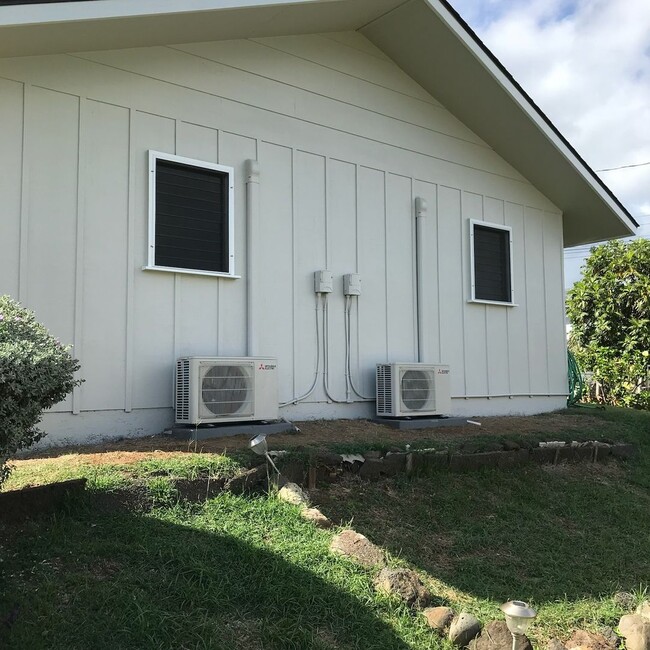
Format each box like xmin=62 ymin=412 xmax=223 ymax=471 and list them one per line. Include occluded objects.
xmin=1 ymin=407 xmax=649 ymax=649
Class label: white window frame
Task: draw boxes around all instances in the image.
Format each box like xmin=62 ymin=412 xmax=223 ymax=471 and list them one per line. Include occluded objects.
xmin=143 ymin=150 xmax=238 ymax=278
xmin=468 ymin=219 xmax=516 ymax=306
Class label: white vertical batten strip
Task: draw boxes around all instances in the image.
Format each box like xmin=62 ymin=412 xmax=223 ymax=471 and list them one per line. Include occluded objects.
xmin=414 ymin=195 xmax=427 ymax=362
xmin=459 ymin=190 xmax=468 ymax=396
xmin=559 ymin=211 xmax=568 ymax=394
xmin=215 ymin=128 xmax=221 ymax=354
xmin=542 ymin=214 xmax=551 ymax=394
xmin=172 ymin=120 xmax=180 ymax=385
xmin=354 ymin=163 xmax=362 ymax=391
xmin=503 ymin=201 xmax=512 ymax=396
xmin=72 ymin=95 xmax=85 ymax=415
xmin=383 ymin=171 xmax=389 ymax=362
xmin=124 ymin=108 xmax=136 ymax=412
xmin=18 ymin=83 xmax=30 ymax=304
xmin=410 ymin=178 xmax=417 ymax=362
xmin=523 ymin=207 xmax=532 ymax=395
xmin=436 ymin=185 xmax=442 ymax=364
xmin=290 ymin=147 xmax=297 ymax=399
xmin=245 ymin=158 xmax=260 ymax=356
xmin=480 ymin=195 xmax=490 ymax=397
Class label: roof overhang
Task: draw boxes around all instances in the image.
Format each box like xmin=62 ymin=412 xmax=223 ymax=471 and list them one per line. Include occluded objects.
xmin=0 ymin=0 xmax=405 ymax=55
xmin=0 ymin=0 xmax=637 ymax=246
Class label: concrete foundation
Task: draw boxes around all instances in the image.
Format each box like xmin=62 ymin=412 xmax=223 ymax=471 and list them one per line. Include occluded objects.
xmin=371 ymin=417 xmax=471 ymax=430
xmin=170 ymin=420 xmax=298 ymax=441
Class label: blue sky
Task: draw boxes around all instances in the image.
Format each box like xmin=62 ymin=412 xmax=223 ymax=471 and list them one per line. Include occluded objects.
xmin=449 ymin=0 xmax=650 ymax=288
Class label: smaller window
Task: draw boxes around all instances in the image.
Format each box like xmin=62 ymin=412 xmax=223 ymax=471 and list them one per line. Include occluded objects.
xmin=470 ymin=220 xmax=514 ymax=304
xmin=146 ymin=151 xmax=235 ymax=277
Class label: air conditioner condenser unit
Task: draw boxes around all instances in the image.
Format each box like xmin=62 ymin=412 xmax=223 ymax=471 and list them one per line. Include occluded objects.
xmin=376 ymin=362 xmax=451 ymax=417
xmin=175 ymin=357 xmax=279 ymax=425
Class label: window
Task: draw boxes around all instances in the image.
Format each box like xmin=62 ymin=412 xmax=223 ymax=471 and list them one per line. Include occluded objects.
xmin=469 ymin=220 xmax=514 ymax=304
xmin=146 ymin=151 xmax=235 ymax=277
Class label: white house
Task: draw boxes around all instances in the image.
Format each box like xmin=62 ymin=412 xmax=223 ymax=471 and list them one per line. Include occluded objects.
xmin=0 ymin=0 xmax=637 ymax=444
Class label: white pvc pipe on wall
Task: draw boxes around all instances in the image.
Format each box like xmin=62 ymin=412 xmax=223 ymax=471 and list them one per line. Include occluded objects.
xmin=245 ymin=159 xmax=260 ymax=357
xmin=414 ymin=196 xmax=427 ymax=363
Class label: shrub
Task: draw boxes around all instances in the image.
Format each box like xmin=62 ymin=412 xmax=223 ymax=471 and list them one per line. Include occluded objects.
xmin=0 ymin=296 xmax=82 ymax=486
xmin=567 ymin=239 xmax=650 ymax=409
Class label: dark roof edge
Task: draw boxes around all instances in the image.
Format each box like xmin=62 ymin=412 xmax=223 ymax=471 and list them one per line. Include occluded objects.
xmin=437 ymin=0 xmax=638 ymax=229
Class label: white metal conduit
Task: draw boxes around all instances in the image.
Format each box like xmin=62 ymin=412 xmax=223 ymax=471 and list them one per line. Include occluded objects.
xmin=245 ymin=159 xmax=260 ymax=358
xmin=414 ymin=196 xmax=427 ymax=364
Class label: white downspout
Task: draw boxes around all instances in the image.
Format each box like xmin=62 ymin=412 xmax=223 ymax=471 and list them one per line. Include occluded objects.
xmin=245 ymin=159 xmax=260 ymax=357
xmin=415 ymin=197 xmax=427 ymax=363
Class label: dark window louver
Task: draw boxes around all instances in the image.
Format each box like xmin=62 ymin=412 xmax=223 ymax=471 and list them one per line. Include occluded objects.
xmin=155 ymin=159 xmax=229 ymax=273
xmin=473 ymin=224 xmax=511 ymax=302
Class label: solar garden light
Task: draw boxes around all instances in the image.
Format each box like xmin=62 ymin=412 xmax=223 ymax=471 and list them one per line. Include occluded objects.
xmin=501 ymin=600 xmax=537 ymax=650
xmin=249 ymin=434 xmax=281 ymax=476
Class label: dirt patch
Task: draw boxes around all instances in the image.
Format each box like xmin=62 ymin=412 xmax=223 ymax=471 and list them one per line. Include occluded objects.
xmin=17 ymin=412 xmax=609 ymax=464
xmin=14 ymin=450 xmax=191 ymax=469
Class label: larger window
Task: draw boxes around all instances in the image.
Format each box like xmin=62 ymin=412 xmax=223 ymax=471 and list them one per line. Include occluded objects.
xmin=146 ymin=151 xmax=235 ymax=277
xmin=469 ymin=220 xmax=514 ymax=305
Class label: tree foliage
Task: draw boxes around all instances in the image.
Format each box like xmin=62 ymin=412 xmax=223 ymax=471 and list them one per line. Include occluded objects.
xmin=0 ymin=296 xmax=82 ymax=486
xmin=567 ymin=239 xmax=650 ymax=408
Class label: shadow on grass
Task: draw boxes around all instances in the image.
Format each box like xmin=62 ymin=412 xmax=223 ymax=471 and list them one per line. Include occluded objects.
xmin=316 ymin=461 xmax=650 ymax=604
xmin=0 ymin=493 xmax=415 ymax=650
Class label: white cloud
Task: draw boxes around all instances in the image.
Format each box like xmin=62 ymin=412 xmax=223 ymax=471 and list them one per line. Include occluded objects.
xmin=450 ymin=0 xmax=650 ymax=285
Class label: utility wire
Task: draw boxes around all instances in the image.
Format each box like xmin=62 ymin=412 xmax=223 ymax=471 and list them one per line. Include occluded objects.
xmin=596 ymin=161 xmax=650 ymax=172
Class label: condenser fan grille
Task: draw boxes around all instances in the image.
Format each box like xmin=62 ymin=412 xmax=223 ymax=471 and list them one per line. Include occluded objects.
xmin=400 ymin=369 xmax=435 ymax=411
xmin=201 ymin=364 xmax=253 ymax=416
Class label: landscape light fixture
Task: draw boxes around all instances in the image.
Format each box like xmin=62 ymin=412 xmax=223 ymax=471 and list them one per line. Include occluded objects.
xmin=249 ymin=434 xmax=280 ymax=476
xmin=501 ymin=600 xmax=537 ymax=650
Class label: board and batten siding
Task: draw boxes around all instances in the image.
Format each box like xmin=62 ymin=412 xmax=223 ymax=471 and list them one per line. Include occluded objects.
xmin=0 ymin=32 xmax=567 ymax=443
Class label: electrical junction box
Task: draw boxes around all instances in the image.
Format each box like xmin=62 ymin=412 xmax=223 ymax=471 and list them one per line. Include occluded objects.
xmin=343 ymin=273 xmax=361 ymax=296
xmin=314 ymin=270 xmax=333 ymax=293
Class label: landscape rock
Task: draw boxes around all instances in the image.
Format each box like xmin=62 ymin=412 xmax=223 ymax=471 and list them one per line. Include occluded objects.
xmin=637 ymin=601 xmax=650 ymax=620
xmin=572 ymin=445 xmax=595 ymax=462
xmin=502 ymin=440 xmax=521 ymax=451
xmin=330 ymin=530 xmax=385 ymax=567
xmin=610 ymin=444 xmax=637 ymax=460
xmin=363 ymin=450 xmax=382 ymax=460
xmin=599 ymin=627 xmax=620 ymax=648
xmin=448 ymin=612 xmax=481 ymax=647
xmin=497 ymin=449 xmax=530 ymax=468
xmin=593 ymin=442 xmax=612 ymax=462
xmin=614 ymin=592 xmax=636 ymax=609
xmin=618 ymin=615 xmax=650 ymax=650
xmin=300 ymin=507 xmax=333 ymax=529
xmin=382 ymin=453 xmax=407 ymax=473
xmin=530 ymin=447 xmax=558 ymax=464
xmin=224 ymin=465 xmax=267 ymax=494
xmin=468 ymin=621 xmax=532 ymax=650
xmin=358 ymin=459 xmax=387 ymax=481
xmin=423 ymin=606 xmax=455 ymax=631
xmin=374 ymin=567 xmax=430 ymax=608
xmin=412 ymin=450 xmax=449 ymax=473
xmin=565 ymin=629 xmax=616 ymax=650
xmin=278 ymin=482 xmax=310 ymax=506
xmin=449 ymin=452 xmax=501 ymax=471
xmin=547 ymin=640 xmax=567 ymax=650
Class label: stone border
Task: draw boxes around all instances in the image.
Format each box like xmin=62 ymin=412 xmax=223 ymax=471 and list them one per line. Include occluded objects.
xmin=274 ymin=441 xmax=637 ymax=487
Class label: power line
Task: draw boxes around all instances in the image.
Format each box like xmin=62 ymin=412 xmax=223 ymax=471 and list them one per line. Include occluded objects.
xmin=596 ymin=161 xmax=650 ymax=172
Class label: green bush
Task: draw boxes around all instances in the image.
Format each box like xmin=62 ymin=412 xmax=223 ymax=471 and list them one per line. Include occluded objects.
xmin=567 ymin=239 xmax=650 ymax=409
xmin=0 ymin=296 xmax=82 ymax=486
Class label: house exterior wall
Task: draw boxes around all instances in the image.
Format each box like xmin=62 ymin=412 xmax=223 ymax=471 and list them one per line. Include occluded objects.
xmin=0 ymin=32 xmax=568 ymax=444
